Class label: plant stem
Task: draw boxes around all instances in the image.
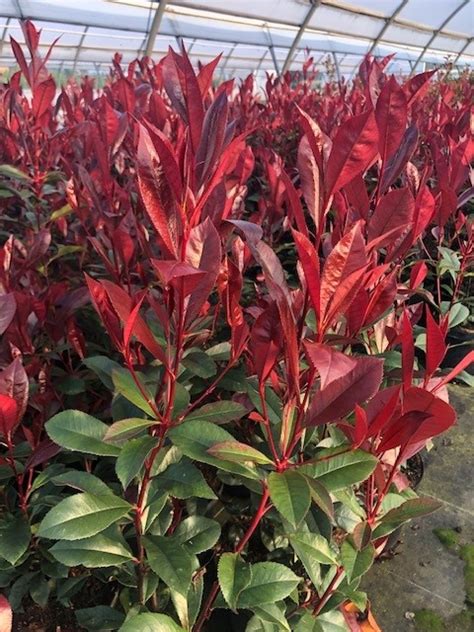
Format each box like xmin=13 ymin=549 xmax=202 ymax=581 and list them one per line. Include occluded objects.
xmin=193 ymin=485 xmax=271 ymax=632
xmin=312 ymin=566 xmax=344 ymax=616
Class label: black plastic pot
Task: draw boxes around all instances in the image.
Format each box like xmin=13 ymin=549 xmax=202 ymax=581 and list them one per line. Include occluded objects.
xmin=443 ymin=326 xmax=474 ymax=374
xmin=384 ymin=452 xmax=425 ymax=553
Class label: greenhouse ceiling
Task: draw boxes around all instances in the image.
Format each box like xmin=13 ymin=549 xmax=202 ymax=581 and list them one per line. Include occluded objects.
xmin=0 ymin=0 xmax=473 ymax=79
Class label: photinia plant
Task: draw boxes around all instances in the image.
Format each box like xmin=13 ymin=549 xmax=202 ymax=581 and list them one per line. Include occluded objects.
xmin=0 ymin=21 xmax=472 ymax=632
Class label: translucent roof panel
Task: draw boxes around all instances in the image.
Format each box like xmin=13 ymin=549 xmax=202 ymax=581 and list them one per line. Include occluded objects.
xmin=0 ymin=0 xmax=472 ymax=78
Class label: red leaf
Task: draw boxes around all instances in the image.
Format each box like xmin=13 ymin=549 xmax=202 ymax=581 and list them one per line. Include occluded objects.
xmin=437 ymin=187 xmax=457 ymax=228
xmin=378 ymin=387 xmax=455 ymax=453
xmin=297 ymin=135 xmax=321 ymax=228
xmin=431 ymin=351 xmax=474 ymax=393
xmin=325 ymin=109 xmax=378 ymax=200
xmin=185 ymin=218 xmax=222 ymax=325
xmin=249 ymin=303 xmax=283 ymax=384
xmin=376 ymin=76 xmax=407 ymax=165
xmin=197 ymin=55 xmax=222 ymax=96
xmin=366 ymin=385 xmax=401 ymax=438
xmin=280 ymin=169 xmax=308 ymax=237
xmin=137 ymin=125 xmax=180 ymax=258
xmin=354 ymin=405 xmax=368 ymax=448
xmin=196 ymin=90 xmax=229 ymax=185
xmin=380 ymin=124 xmax=418 ymax=194
xmin=304 ymin=343 xmax=384 ymax=426
xmin=101 ymin=280 xmax=169 ymax=367
xmin=0 ymin=294 xmax=16 ymax=335
xmin=123 ymin=295 xmax=146 ymax=356
xmin=402 ymin=310 xmax=414 ymax=391
xmin=425 ymin=308 xmax=446 ymax=378
xmin=0 ymin=394 xmax=18 ymax=439
xmin=292 ymin=229 xmax=320 ymax=321
xmin=152 ymin=260 xmax=206 ymax=297
xmin=141 ymin=121 xmax=183 ymax=201
xmin=0 ymin=594 xmax=12 ymax=632
xmin=32 ymin=77 xmax=56 ymax=120
xmin=409 ymin=261 xmax=428 ymax=290
xmin=0 ymin=358 xmax=28 ymax=426
xmin=404 ymin=70 xmax=436 ymax=105
xmin=368 ymin=188 xmax=414 ymax=248
xmin=320 ymin=223 xmax=367 ymax=325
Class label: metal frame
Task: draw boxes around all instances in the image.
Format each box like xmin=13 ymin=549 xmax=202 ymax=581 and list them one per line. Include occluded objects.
xmin=367 ymin=0 xmax=409 ymax=56
xmin=145 ymin=0 xmax=168 ymax=57
xmin=72 ymin=26 xmax=88 ymax=73
xmin=281 ymin=0 xmax=321 ymax=75
xmin=411 ymin=0 xmax=470 ymax=73
xmin=452 ymin=36 xmax=472 ymax=66
xmin=1 ymin=0 xmax=473 ymax=76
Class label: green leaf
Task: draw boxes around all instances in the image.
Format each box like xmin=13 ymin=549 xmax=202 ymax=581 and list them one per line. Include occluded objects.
xmin=52 ymin=471 xmax=113 ymax=496
xmin=46 ymin=410 xmax=120 ymax=457
xmin=171 ymin=572 xmax=204 ymax=630
xmin=252 ymin=602 xmax=290 ymax=631
xmin=246 ymin=617 xmax=280 ymax=632
xmin=145 ymin=536 xmax=197 ymax=595
xmin=0 ymin=515 xmax=31 ymax=565
xmin=306 ymin=478 xmax=334 ymax=521
xmin=300 ymin=449 xmax=378 ymax=492
xmin=173 ymin=516 xmax=221 ymax=554
xmin=374 ymin=496 xmax=442 ymax=538
xmin=156 ymin=460 xmax=216 ymax=500
xmin=218 ymin=552 xmax=252 ymax=611
xmin=238 ymin=562 xmax=300 ymax=608
xmin=185 ymin=401 xmax=246 ymax=425
xmin=340 ymin=540 xmax=374 ymax=583
xmin=448 ymin=303 xmax=470 ymax=328
xmin=38 ymin=493 xmax=132 ymax=540
xmin=116 ymin=437 xmax=157 ymax=489
xmin=268 ymin=471 xmax=311 ymax=528
xmin=295 ymin=610 xmax=349 ymax=631
xmin=56 ymin=375 xmax=86 ymax=395
xmin=104 ymin=418 xmax=156 ymax=444
xmin=112 ymin=369 xmax=156 ymax=417
xmin=83 ymin=356 xmax=122 ymax=390
xmin=119 ymin=613 xmax=184 ymax=632
xmin=50 ymin=533 xmax=134 ymax=568
xmin=289 ymin=533 xmax=338 ymax=568
xmin=208 ymin=441 xmax=273 ymax=466
xmin=182 ymin=351 xmax=217 ymax=378
xmin=168 ymin=420 xmax=260 ymax=480
xmin=76 ymin=606 xmax=125 ymax=631
xmin=0 ymin=164 xmax=30 ymax=181
xmin=50 ymin=203 xmax=73 ymax=222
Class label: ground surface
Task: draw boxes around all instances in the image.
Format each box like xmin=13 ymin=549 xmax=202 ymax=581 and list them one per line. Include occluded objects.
xmin=363 ymin=385 xmax=473 ymax=631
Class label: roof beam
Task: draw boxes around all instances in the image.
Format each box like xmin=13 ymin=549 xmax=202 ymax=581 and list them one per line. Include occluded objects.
xmin=451 ymin=36 xmax=473 ymax=66
xmin=72 ymin=26 xmax=88 ymax=74
xmin=145 ymin=0 xmax=168 ymax=58
xmin=282 ymin=0 xmax=321 ymax=75
xmin=367 ymin=0 xmax=409 ymax=56
xmin=0 ymin=17 xmax=11 ymax=56
xmin=411 ymin=0 xmax=470 ymax=73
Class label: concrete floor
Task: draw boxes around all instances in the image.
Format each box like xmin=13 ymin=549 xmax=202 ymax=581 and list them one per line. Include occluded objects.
xmin=363 ymin=385 xmax=473 ymax=631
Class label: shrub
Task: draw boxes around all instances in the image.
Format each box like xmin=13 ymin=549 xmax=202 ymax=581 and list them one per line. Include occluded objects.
xmin=0 ymin=21 xmax=472 ymax=632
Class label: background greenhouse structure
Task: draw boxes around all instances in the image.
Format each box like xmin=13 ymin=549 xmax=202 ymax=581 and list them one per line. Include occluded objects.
xmin=0 ymin=0 xmax=473 ymax=81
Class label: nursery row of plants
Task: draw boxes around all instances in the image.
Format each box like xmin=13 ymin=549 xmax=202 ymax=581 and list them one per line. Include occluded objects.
xmin=0 ymin=20 xmax=473 ymax=632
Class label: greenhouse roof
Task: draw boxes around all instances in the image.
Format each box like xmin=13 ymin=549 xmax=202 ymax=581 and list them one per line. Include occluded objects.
xmin=0 ymin=0 xmax=473 ymax=78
